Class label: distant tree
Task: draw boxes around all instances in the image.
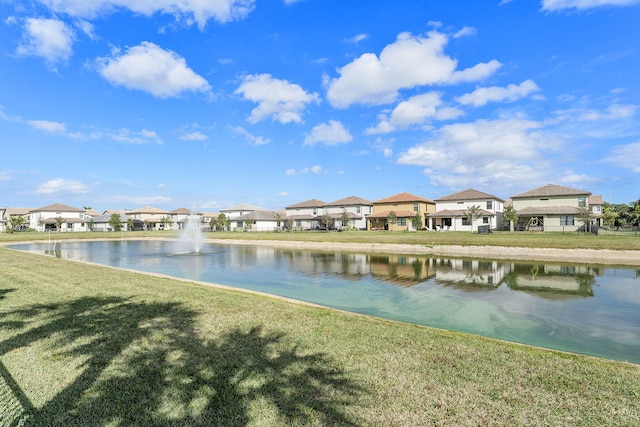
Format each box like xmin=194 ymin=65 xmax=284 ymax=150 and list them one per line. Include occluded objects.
xmin=108 ymin=214 xmax=122 ymax=232
xmin=503 ymin=206 xmax=519 ymax=233
xmin=340 ymin=209 xmax=351 ymax=230
xmin=143 ymin=220 xmax=152 ymax=231
xmin=127 ymin=218 xmax=134 ymax=231
xmin=575 ymin=206 xmax=595 ymax=233
xmin=160 ymin=216 xmax=174 ymax=230
xmin=321 ymin=214 xmax=333 ymax=230
xmin=600 ymin=205 xmax=618 ymax=228
xmin=217 ymin=213 xmax=228 ymax=231
xmin=83 ymin=206 xmax=92 ymax=210
xmin=54 ymin=216 xmax=66 ymax=232
xmin=388 ymin=211 xmax=397 ymax=230
xmin=9 ymin=215 xmax=26 ymax=231
xmin=464 ymin=205 xmax=482 ymax=233
xmin=411 ymin=212 xmax=423 ymax=231
xmin=87 ymin=218 xmax=94 ymax=231
xmin=273 ymin=212 xmax=284 ymax=231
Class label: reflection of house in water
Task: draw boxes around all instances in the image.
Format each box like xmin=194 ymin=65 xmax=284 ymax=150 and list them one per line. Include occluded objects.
xmin=270 ymin=249 xmax=370 ymax=280
xmin=504 ymin=263 xmax=600 ymax=299
xmin=433 ymin=258 xmax=508 ymax=289
xmin=369 ymin=255 xmax=436 ymax=286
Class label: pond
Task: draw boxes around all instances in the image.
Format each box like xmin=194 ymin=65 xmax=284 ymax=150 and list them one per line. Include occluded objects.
xmin=10 ymin=240 xmax=640 ymax=364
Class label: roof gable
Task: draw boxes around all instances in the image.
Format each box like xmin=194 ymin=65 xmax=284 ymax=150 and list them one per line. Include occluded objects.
xmin=435 ymin=188 xmax=503 ymax=202
xmin=325 ymin=195 xmax=372 ymax=206
xmin=127 ymin=206 xmax=170 ymax=214
xmin=511 ymin=184 xmax=591 ymax=199
xmin=285 ymin=199 xmax=327 ymax=209
xmin=373 ymin=192 xmax=434 ymax=204
xmin=221 ymin=203 xmax=269 ymax=212
xmin=31 ymin=203 xmax=84 ymax=213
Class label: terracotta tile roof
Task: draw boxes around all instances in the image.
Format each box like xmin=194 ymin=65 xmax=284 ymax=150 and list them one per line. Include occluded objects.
xmin=325 ymin=195 xmax=372 ymax=206
xmin=285 ymin=199 xmax=327 ymax=209
xmin=511 ymin=184 xmax=591 ymax=198
xmin=373 ymin=192 xmax=434 ymax=204
xmin=435 ymin=188 xmax=504 ymax=202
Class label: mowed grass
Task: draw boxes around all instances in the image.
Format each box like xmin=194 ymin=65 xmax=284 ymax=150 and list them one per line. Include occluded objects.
xmin=1 ymin=248 xmax=639 ymax=426
xmin=3 ymin=228 xmax=640 ymax=250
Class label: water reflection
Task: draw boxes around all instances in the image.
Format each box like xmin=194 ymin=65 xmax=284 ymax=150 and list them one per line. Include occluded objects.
xmin=10 ymin=240 xmax=640 ymax=364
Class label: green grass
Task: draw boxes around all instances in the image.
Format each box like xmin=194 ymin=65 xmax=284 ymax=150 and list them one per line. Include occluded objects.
xmin=3 ymin=228 xmax=640 ymax=250
xmin=1 ymin=248 xmax=639 ymax=426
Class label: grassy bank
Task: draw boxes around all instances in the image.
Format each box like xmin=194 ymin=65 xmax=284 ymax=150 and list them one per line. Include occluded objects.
xmin=1 ymin=248 xmax=639 ymax=426
xmin=3 ymin=228 xmax=640 ymax=250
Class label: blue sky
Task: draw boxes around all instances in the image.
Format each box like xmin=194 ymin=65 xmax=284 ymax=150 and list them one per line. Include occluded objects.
xmin=1 ymin=0 xmax=639 ymax=212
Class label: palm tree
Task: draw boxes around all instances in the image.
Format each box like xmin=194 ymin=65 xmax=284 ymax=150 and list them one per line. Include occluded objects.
xmin=54 ymin=216 xmax=66 ymax=232
xmin=503 ymin=206 xmax=518 ymax=233
xmin=464 ymin=205 xmax=482 ymax=233
xmin=387 ymin=211 xmax=397 ymax=230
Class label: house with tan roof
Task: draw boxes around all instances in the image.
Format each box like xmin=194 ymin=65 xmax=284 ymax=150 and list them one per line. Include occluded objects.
xmin=368 ymin=192 xmax=435 ymax=231
xmin=510 ymin=184 xmax=594 ymax=232
xmin=170 ymin=208 xmax=203 ymax=231
xmin=322 ymin=196 xmax=373 ymax=230
xmin=2 ymin=207 xmax=33 ymax=232
xmin=429 ymin=189 xmax=505 ymax=232
xmin=285 ymin=199 xmax=327 ymax=230
xmin=29 ymin=203 xmax=89 ymax=232
xmin=125 ymin=206 xmax=172 ymax=230
xmin=234 ymin=209 xmax=287 ymax=231
xmin=221 ymin=203 xmax=270 ymax=231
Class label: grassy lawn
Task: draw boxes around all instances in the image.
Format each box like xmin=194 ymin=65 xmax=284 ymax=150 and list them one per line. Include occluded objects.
xmin=2 ymin=228 xmax=640 ymax=250
xmin=1 ymin=248 xmax=639 ymax=426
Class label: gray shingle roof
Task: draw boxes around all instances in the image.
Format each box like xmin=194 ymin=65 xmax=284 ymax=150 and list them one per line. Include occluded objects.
xmin=511 ymin=184 xmax=591 ymax=198
xmin=435 ymin=188 xmax=504 ymax=202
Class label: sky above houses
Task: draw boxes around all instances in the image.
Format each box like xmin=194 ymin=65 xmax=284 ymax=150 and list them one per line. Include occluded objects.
xmin=1 ymin=0 xmax=639 ymax=212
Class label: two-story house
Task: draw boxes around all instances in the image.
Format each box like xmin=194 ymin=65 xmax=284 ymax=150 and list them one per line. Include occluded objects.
xmin=323 ymin=196 xmax=373 ymax=230
xmin=510 ymin=184 xmax=592 ymax=232
xmin=430 ymin=189 xmax=504 ymax=232
xmin=125 ymin=206 xmax=172 ymax=230
xmin=368 ymin=192 xmax=435 ymax=231
xmin=220 ymin=203 xmax=270 ymax=231
xmin=29 ymin=203 xmax=88 ymax=232
xmin=2 ymin=207 xmax=32 ymax=232
xmin=285 ymin=199 xmax=326 ymax=230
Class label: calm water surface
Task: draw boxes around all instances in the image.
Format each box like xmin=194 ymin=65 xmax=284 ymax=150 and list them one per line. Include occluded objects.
xmin=11 ymin=240 xmax=640 ymax=364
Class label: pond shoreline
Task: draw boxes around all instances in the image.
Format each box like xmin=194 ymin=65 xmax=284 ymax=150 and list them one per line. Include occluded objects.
xmin=208 ymin=238 xmax=640 ymax=266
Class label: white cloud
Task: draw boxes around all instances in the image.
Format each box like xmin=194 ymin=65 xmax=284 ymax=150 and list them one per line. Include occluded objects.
xmin=542 ymin=0 xmax=640 ymax=11
xmin=236 ymin=74 xmax=319 ymax=124
xmin=603 ymin=141 xmax=640 ymax=172
xmin=347 ymin=33 xmax=368 ymax=44
xmin=180 ymin=131 xmax=208 ymax=141
xmin=232 ymin=126 xmax=271 ymax=145
xmin=91 ymin=127 xmax=162 ymax=144
xmin=303 ymin=120 xmax=352 ymax=146
xmin=36 ymin=178 xmax=92 ymax=194
xmin=278 ymin=191 xmax=288 ymax=197
xmin=397 ymin=118 xmax=562 ymax=190
xmin=285 ymin=165 xmax=323 ymax=175
xmin=456 ymin=79 xmax=541 ymax=107
xmin=17 ymin=18 xmax=75 ymax=68
xmin=28 ymin=119 xmax=86 ymax=139
xmin=326 ymin=31 xmax=501 ymax=108
xmin=97 ymin=42 xmax=211 ymax=98
xmin=366 ymin=92 xmax=464 ymax=134
xmin=452 ymin=26 xmax=476 ymax=39
xmin=35 ymin=0 xmax=255 ymax=28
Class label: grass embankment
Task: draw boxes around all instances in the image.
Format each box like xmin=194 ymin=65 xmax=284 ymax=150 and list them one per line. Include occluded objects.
xmin=2 ymin=228 xmax=640 ymax=250
xmin=1 ymin=248 xmax=639 ymax=426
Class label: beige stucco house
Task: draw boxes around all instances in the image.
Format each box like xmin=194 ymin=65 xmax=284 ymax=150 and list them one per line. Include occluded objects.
xmin=285 ymin=199 xmax=326 ymax=230
xmin=368 ymin=192 xmax=435 ymax=231
xmin=125 ymin=206 xmax=172 ymax=230
xmin=29 ymin=203 xmax=89 ymax=232
xmin=510 ymin=184 xmax=593 ymax=232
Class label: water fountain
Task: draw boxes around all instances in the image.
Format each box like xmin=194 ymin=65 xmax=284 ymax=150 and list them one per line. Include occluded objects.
xmin=173 ymin=209 xmax=204 ymax=254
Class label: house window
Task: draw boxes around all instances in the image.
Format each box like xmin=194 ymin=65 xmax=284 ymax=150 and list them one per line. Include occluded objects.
xmin=486 ymin=201 xmax=492 ymax=210
xmin=560 ymin=216 xmax=574 ymax=226
xmin=462 ymin=217 xmax=471 ymax=226
xmin=296 ymin=220 xmax=302 ymax=227
xmin=397 ymin=218 xmax=406 ymax=226
xmin=413 ymin=203 xmax=419 ymax=212
xmin=483 ymin=217 xmax=489 ymax=224
xmin=236 ymin=221 xmax=243 ymax=228
xmin=578 ymin=197 xmax=586 ymax=207
xmin=357 ymin=206 xmax=361 ymax=214
xmin=313 ymin=209 xmax=317 ymax=216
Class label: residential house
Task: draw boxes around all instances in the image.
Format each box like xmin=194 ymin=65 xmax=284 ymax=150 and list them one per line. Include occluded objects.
xmin=235 ymin=210 xmax=286 ymax=231
xmin=171 ymin=208 xmax=203 ymax=230
xmin=125 ymin=206 xmax=172 ymax=230
xmin=29 ymin=203 xmax=88 ymax=232
xmin=368 ymin=192 xmax=435 ymax=231
xmin=2 ymin=207 xmax=33 ymax=232
xmin=0 ymin=207 xmax=5 ymax=232
xmin=285 ymin=199 xmax=326 ymax=230
xmin=510 ymin=184 xmax=592 ymax=232
xmin=91 ymin=213 xmax=144 ymax=232
xmin=589 ymin=195 xmax=604 ymax=226
xmin=200 ymin=211 xmax=221 ymax=230
xmin=322 ymin=196 xmax=373 ymax=230
xmin=221 ymin=203 xmax=270 ymax=231
xmin=430 ymin=189 xmax=505 ymax=232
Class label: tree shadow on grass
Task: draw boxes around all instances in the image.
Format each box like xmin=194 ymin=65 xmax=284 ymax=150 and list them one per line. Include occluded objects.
xmin=0 ymin=295 xmax=363 ymax=426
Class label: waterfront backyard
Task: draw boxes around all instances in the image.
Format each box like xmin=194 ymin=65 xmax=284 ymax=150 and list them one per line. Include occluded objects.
xmin=1 ymin=232 xmax=639 ymax=425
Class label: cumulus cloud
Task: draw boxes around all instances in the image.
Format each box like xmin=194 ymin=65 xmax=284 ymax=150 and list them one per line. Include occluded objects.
xmin=36 ymin=178 xmax=92 ymax=194
xmin=90 ymin=127 xmax=162 ymax=144
xmin=97 ymin=42 xmax=211 ymax=98
xmin=16 ymin=18 xmax=75 ymax=68
xmin=303 ymin=120 xmax=352 ymax=146
xmin=603 ymin=141 xmax=640 ymax=172
xmin=179 ymin=131 xmax=208 ymax=141
xmin=34 ymin=0 xmax=255 ymax=29
xmin=366 ymin=92 xmax=464 ymax=134
xmin=542 ymin=0 xmax=640 ymax=11
xmin=326 ymin=31 xmax=501 ymax=108
xmin=236 ymin=74 xmax=319 ymax=124
xmin=232 ymin=126 xmax=271 ymax=145
xmin=456 ymin=79 xmax=541 ymax=107
xmin=28 ymin=119 xmax=86 ymax=139
xmin=285 ymin=165 xmax=323 ymax=175
xmin=397 ymin=118 xmax=561 ymax=190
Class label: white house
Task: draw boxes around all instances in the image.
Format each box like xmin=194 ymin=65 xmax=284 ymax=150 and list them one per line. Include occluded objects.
xmin=430 ymin=189 xmax=505 ymax=232
xmin=285 ymin=199 xmax=326 ymax=230
xmin=234 ymin=210 xmax=286 ymax=232
xmin=125 ymin=206 xmax=172 ymax=230
xmin=221 ymin=203 xmax=270 ymax=231
xmin=323 ymin=196 xmax=373 ymax=230
xmin=510 ymin=184 xmax=592 ymax=232
xmin=171 ymin=208 xmax=203 ymax=230
xmin=29 ymin=203 xmax=89 ymax=232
